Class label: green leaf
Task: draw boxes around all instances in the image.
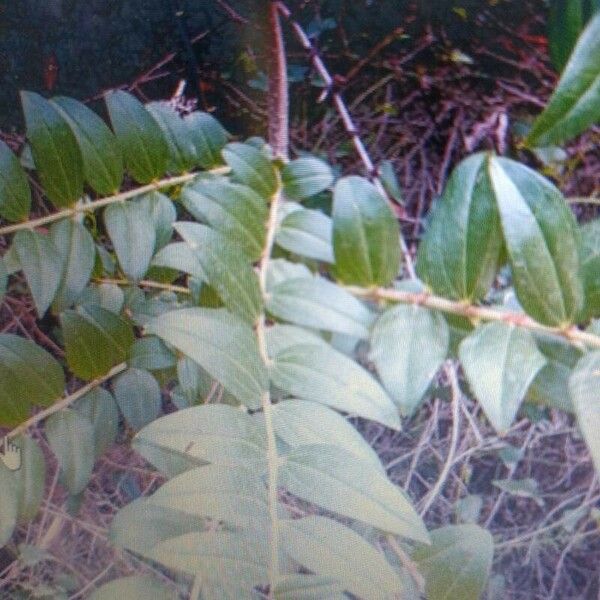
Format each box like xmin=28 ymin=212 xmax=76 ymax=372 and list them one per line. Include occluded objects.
xmin=45 ymin=409 xmax=95 ymax=494
xmin=0 ymin=333 xmax=65 ymax=426
xmin=182 ymin=179 xmax=267 ymax=261
xmin=281 ymin=444 xmax=428 ymax=542
xmin=20 ymin=91 xmax=84 ymax=207
xmin=78 ymin=283 xmax=125 ymax=314
xmin=110 ymin=497 xmax=208 ymax=555
xmin=569 ymin=351 xmax=600 ymax=475
xmin=276 ymin=208 xmax=334 ymax=263
xmin=222 ymin=142 xmax=278 ymax=199
xmin=105 ymin=90 xmax=168 ymax=184
xmin=129 ymin=336 xmax=176 ymax=371
xmin=416 ymin=153 xmax=503 ymax=301
xmin=332 ymin=176 xmax=401 ymax=286
xmin=459 ymin=322 xmax=546 ymax=432
xmin=148 ymin=531 xmax=269 ymax=592
xmin=113 ymin=368 xmax=162 ymax=430
xmin=267 ymin=275 xmax=374 ymax=338
xmin=145 ymin=308 xmax=267 ymax=408
xmin=74 ymin=387 xmax=119 ymax=458
xmin=50 ymin=219 xmax=96 ymax=312
xmin=579 ymin=218 xmax=600 ymax=318
xmin=146 ymin=102 xmax=197 ymax=173
xmin=133 ymin=404 xmax=266 ymax=477
xmin=0 ymin=463 xmax=18 ymax=547
xmin=274 ymin=575 xmax=344 ymax=600
xmin=548 ymin=0 xmax=586 ymax=71
xmin=175 ymin=222 xmax=262 ymax=323
xmin=528 ymin=12 xmax=600 ymax=146
xmin=138 ymin=191 xmax=176 ymax=251
xmin=184 ymin=111 xmax=228 ymax=168
xmin=0 ymin=139 xmax=31 ymax=221
xmin=267 ymin=325 xmax=401 ymax=429
xmin=489 ymin=157 xmax=583 ymax=326
xmin=152 ymin=242 xmax=206 ymax=279
xmin=266 ymin=259 xmax=312 ymax=291
xmin=370 ymin=304 xmax=449 ymax=416
xmin=13 ymin=229 xmax=63 ymax=317
xmin=525 ymin=333 xmax=581 ymax=412
xmin=280 ymin=516 xmax=410 ymax=600
xmin=51 ymin=96 xmax=124 ymax=195
xmin=11 ymin=435 xmax=46 ymax=522
xmin=104 ymin=200 xmax=156 ymax=281
xmin=281 ymin=157 xmax=333 ymax=200
xmin=148 ymin=464 xmax=269 ymax=528
xmin=413 ymin=524 xmax=494 ymax=600
xmin=271 ymin=400 xmax=383 ymax=470
xmin=88 ymin=576 xmax=176 ymax=600
xmin=61 ymin=305 xmax=134 ymax=380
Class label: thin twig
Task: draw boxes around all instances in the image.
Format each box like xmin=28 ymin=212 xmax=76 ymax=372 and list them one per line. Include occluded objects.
xmin=346 ymin=285 xmax=600 ymax=350
xmin=4 ymin=362 xmax=128 ymax=441
xmin=277 ymin=1 xmax=416 ymax=279
xmin=0 ymin=167 xmax=229 ymax=237
xmin=419 ymin=362 xmax=461 ymax=516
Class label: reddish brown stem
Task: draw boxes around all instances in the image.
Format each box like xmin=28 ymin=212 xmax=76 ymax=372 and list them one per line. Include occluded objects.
xmin=267 ymin=1 xmax=289 ymax=160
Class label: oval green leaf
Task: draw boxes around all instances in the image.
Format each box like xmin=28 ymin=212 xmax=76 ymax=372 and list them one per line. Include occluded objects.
xmin=20 ymin=91 xmax=84 ymax=207
xmin=61 ymin=305 xmax=134 ymax=381
xmin=489 ymin=156 xmax=583 ymax=326
xmin=13 ymin=229 xmax=63 ymax=317
xmin=0 ymin=333 xmax=65 ymax=426
xmin=370 ymin=304 xmax=449 ymax=416
xmin=459 ymin=322 xmax=546 ymax=432
xmin=416 ymin=153 xmax=503 ymax=301
xmin=45 ymin=408 xmax=95 ymax=495
xmin=222 ymin=142 xmax=277 ymax=199
xmin=105 ymin=90 xmax=168 ymax=184
xmin=282 ymin=156 xmax=333 ymax=200
xmin=113 ymin=367 xmax=162 ymax=431
xmin=50 ymin=218 xmax=96 ymax=312
xmin=51 ymin=95 xmax=124 ymax=195
xmin=0 ymin=139 xmax=31 ymax=221
xmin=104 ymin=200 xmax=156 ymax=281
xmin=332 ymin=176 xmax=401 ymax=286
xmin=413 ymin=524 xmax=494 ymax=600
xmin=528 ymin=12 xmax=600 ymax=146
xmin=144 ymin=308 xmax=267 ymax=409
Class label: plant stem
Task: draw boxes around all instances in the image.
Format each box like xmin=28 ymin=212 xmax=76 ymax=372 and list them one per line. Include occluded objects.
xmin=94 ymin=277 xmax=191 ymax=295
xmin=4 ymin=362 xmax=127 ymax=441
xmin=419 ymin=362 xmax=461 ymax=516
xmin=0 ymin=167 xmax=229 ymax=237
xmin=267 ymin=1 xmax=289 ymax=160
xmin=255 ymin=183 xmax=284 ymax=597
xmin=346 ymin=285 xmax=600 ymax=350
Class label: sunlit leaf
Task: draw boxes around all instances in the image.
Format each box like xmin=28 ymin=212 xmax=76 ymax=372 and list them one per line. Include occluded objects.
xmin=370 ymin=304 xmax=449 ymax=416
xmin=459 ymin=322 xmax=546 ymax=432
